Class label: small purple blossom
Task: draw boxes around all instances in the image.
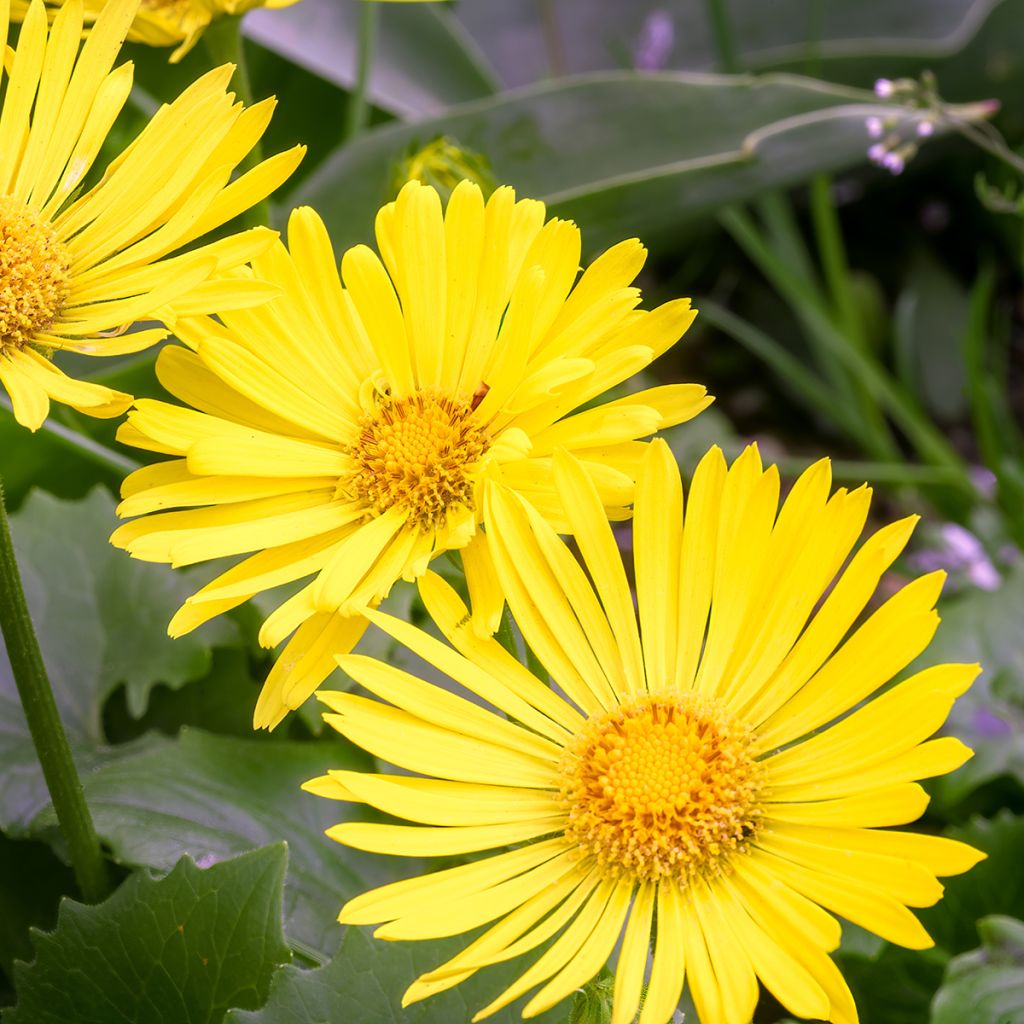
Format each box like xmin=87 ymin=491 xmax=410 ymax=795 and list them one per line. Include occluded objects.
xmin=866 ymin=116 xmax=884 ymax=138
xmin=881 ymin=151 xmax=905 ymax=174
xmin=874 ymin=78 xmax=895 ymax=98
xmin=916 ymin=119 xmax=935 ymax=137
xmin=971 ymin=706 xmax=1012 ymax=739
xmin=909 ymin=522 xmax=1002 ymax=592
xmin=970 ymin=465 xmax=998 ymax=500
xmin=635 ymin=10 xmax=674 ymax=72
xmin=867 ymin=142 xmax=887 ymax=162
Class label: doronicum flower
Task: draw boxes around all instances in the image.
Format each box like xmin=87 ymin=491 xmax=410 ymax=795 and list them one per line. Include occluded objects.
xmin=111 ymin=180 xmax=709 ymax=729
xmin=11 ymin=0 xmax=300 ymax=62
xmin=0 ymin=0 xmax=303 ymax=430
xmin=305 ymin=441 xmax=984 ymax=1024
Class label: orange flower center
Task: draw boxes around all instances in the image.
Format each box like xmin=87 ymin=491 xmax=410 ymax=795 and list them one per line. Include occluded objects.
xmin=344 ymin=389 xmax=490 ymax=528
xmin=559 ymin=693 xmax=764 ymax=883
xmin=0 ymin=197 xmax=70 ymax=353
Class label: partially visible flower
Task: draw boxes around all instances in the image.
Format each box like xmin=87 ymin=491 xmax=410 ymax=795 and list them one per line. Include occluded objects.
xmin=909 ymin=522 xmax=1001 ymax=592
xmin=0 ymin=0 xmax=303 ymax=430
xmin=882 ymin=151 xmax=906 ymax=175
xmin=635 ymin=9 xmax=673 ymax=72
xmin=111 ymin=181 xmax=709 ymax=729
xmin=12 ymin=0 xmax=301 ymax=61
xmin=874 ymin=78 xmax=895 ymax=98
xmin=390 ymin=136 xmax=497 ymax=204
xmin=307 ymin=441 xmax=983 ymax=1024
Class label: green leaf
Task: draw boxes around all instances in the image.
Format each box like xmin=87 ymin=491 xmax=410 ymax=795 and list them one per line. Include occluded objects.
xmin=226 ymin=925 xmax=567 ymax=1024
xmin=0 ymin=410 xmax=123 ymax=512
xmin=459 ymin=0 xmax=1014 ymax=101
xmin=932 ymin=916 xmax=1024 ymax=1024
xmin=838 ymin=944 xmax=948 ymax=1024
xmin=6 ymin=846 xmax=290 ymax=1024
xmin=10 ymin=488 xmax=233 ymax=736
xmin=0 ymin=489 xmax=235 ymax=835
xmin=0 ymin=833 xmax=75 ymax=979
xmin=31 ymin=728 xmax=379 ymax=959
xmin=833 ymin=814 xmax=1024 ymax=1024
xmin=893 ymin=253 xmax=971 ymax=422
xmin=290 ymin=73 xmax=911 ymax=257
xmin=909 ymin=565 xmax=1024 ymax=806
xmin=244 ymin=0 xmax=499 ymax=118
xmin=920 ymin=814 xmax=1024 ymax=956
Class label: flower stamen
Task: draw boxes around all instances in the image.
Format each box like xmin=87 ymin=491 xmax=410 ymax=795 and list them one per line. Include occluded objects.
xmin=0 ymin=197 xmax=71 ymax=354
xmin=559 ymin=692 xmax=764 ymax=884
xmin=342 ymin=388 xmax=490 ymax=528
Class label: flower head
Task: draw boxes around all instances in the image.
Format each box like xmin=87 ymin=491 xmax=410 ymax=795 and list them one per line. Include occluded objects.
xmin=13 ymin=0 xmax=300 ymax=62
xmin=111 ymin=182 xmax=709 ymax=729
xmin=0 ymin=0 xmax=303 ymax=430
xmin=307 ymin=441 xmax=984 ymax=1024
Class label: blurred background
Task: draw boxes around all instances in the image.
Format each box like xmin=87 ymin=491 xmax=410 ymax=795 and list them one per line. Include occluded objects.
xmin=3 ymin=2 xmax=1024 ymax=1022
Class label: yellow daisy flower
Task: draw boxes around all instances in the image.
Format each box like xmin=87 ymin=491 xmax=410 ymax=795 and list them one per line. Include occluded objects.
xmin=305 ymin=441 xmax=984 ymax=1024
xmin=0 ymin=0 xmax=304 ymax=430
xmin=12 ymin=0 xmax=300 ymax=62
xmin=111 ymin=180 xmax=709 ymax=729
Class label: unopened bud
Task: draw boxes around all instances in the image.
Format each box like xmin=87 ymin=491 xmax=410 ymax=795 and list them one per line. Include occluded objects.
xmin=389 ymin=136 xmax=497 ymax=203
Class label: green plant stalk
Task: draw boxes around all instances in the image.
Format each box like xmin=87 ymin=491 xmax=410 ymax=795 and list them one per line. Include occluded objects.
xmin=705 ymin=0 xmax=870 ymax=440
xmin=0 ymin=396 xmax=139 ymax=477
xmin=495 ymin=606 xmax=548 ymax=684
xmin=0 ymin=481 xmax=111 ymax=904
xmin=202 ymin=14 xmax=267 ymax=228
xmin=749 ymin=192 xmax=861 ymax=422
xmin=342 ymin=0 xmax=380 ymax=143
xmin=962 ymin=266 xmax=1024 ymax=546
xmin=720 ymin=206 xmax=974 ymax=494
xmin=539 ymin=0 xmax=567 ymax=78
xmin=704 ymin=0 xmax=889 ymax=455
xmin=698 ymin=300 xmax=864 ymax=440
xmin=703 ymin=0 xmax=739 ymax=73
xmin=808 ymin=174 xmax=899 ymax=460
xmin=494 ymin=606 xmax=518 ymax=660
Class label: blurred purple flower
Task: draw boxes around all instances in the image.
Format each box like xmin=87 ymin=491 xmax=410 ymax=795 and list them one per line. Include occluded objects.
xmin=971 ymin=465 xmax=998 ymax=499
xmin=635 ymin=10 xmax=674 ymax=71
xmin=971 ymin=706 xmax=1012 ymax=738
xmin=910 ymin=522 xmax=1001 ymax=591
xmin=881 ymin=151 xmax=906 ymax=175
xmin=942 ymin=523 xmax=1001 ymax=590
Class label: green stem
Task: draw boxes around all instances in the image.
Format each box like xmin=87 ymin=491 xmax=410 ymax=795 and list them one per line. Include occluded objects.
xmin=494 ymin=606 xmax=518 ymax=659
xmin=203 ymin=14 xmax=267 ymax=228
xmin=539 ymin=0 xmax=567 ymax=78
xmin=704 ymin=0 xmax=739 ymax=72
xmin=343 ymin=1 xmax=379 ymax=143
xmin=698 ymin=300 xmax=862 ymax=440
xmin=0 ymin=397 xmax=139 ymax=477
xmin=808 ymin=175 xmax=899 ymax=460
xmin=720 ymin=205 xmax=973 ymax=490
xmin=0 ymin=482 xmax=111 ymax=904
xmin=494 ymin=605 xmax=548 ymax=684
xmin=523 ymin=642 xmax=548 ymax=684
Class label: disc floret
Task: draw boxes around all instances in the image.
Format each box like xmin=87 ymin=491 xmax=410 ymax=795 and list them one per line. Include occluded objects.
xmin=343 ymin=389 xmax=491 ymax=528
xmin=559 ymin=692 xmax=764 ymax=884
xmin=0 ymin=197 xmax=71 ymax=354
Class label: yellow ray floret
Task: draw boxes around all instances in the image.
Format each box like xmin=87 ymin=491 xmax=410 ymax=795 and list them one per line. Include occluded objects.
xmin=112 ymin=181 xmax=710 ymax=729
xmin=305 ymin=440 xmax=985 ymax=1024
xmin=0 ymin=0 xmax=303 ymax=430
xmin=11 ymin=0 xmax=300 ymax=62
